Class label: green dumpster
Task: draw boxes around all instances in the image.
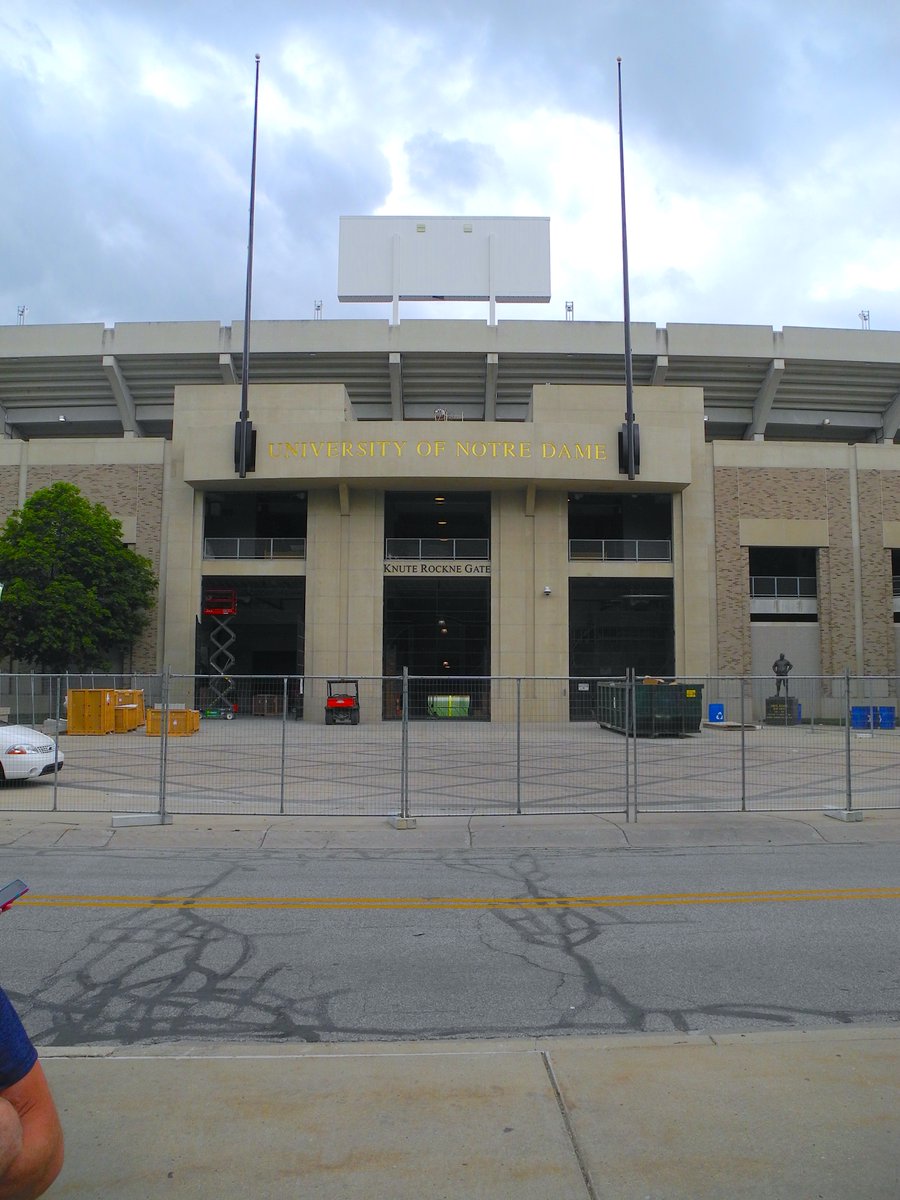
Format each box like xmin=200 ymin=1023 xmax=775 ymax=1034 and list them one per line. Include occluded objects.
xmin=596 ymin=681 xmax=704 ymax=737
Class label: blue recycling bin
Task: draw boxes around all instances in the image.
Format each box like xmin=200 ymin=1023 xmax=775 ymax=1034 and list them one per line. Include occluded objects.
xmin=877 ymin=706 xmax=895 ymax=730
xmin=851 ymin=706 xmax=872 ymax=730
xmin=708 ymin=703 xmax=725 ymax=723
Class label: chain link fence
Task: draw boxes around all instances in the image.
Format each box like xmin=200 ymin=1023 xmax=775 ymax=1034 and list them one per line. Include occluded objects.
xmin=0 ymin=671 xmax=897 ymax=817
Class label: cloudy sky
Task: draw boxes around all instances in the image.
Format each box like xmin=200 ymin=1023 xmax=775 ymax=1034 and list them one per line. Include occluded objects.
xmin=3 ymin=0 xmax=899 ymax=332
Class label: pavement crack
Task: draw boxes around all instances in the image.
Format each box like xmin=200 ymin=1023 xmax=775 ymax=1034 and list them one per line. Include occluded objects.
xmin=596 ymin=816 xmax=630 ymax=846
xmin=541 ymin=1050 xmax=598 ymax=1200
xmin=256 ymin=824 xmax=277 ymax=849
xmin=778 ymin=815 xmax=829 ymax=842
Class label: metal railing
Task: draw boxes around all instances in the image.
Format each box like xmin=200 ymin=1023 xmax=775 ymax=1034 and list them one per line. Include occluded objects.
xmin=1 ymin=671 xmax=897 ymax=819
xmin=203 ymin=537 xmax=306 ymax=560
xmin=385 ymin=538 xmax=490 ymax=560
xmin=750 ymin=575 xmax=816 ymax=598
xmin=568 ymin=539 xmax=672 ymax=562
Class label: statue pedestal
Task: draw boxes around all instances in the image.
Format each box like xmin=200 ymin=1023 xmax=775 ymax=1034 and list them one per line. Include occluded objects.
xmin=765 ymin=695 xmax=801 ymax=725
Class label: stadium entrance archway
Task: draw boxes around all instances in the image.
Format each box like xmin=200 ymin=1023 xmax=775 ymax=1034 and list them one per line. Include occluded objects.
xmin=383 ymin=577 xmax=490 ymax=718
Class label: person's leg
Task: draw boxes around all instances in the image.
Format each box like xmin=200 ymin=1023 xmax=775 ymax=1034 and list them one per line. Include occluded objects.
xmin=0 ymin=1063 xmax=63 ymax=1198
xmin=0 ymin=1097 xmax=23 ymax=1179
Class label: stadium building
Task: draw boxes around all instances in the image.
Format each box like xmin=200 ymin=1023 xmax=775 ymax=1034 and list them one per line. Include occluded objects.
xmin=2 ymin=219 xmax=899 ymax=719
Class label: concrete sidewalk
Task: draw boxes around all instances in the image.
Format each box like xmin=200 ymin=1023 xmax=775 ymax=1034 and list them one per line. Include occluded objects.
xmin=2 ymin=806 xmax=900 ymax=852
xmin=39 ymin=1026 xmax=900 ymax=1199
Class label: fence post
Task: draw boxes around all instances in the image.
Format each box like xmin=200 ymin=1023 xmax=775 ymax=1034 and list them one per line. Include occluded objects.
xmin=844 ymin=668 xmax=853 ymax=814
xmin=625 ymin=668 xmax=636 ymax=822
xmin=389 ymin=667 xmax=415 ymax=828
xmin=515 ymin=676 xmax=522 ymax=816
xmin=52 ymin=675 xmax=61 ymax=813
xmin=158 ymin=666 xmax=170 ymax=824
xmin=279 ymin=676 xmax=288 ymax=815
xmin=740 ymin=677 xmax=746 ymax=812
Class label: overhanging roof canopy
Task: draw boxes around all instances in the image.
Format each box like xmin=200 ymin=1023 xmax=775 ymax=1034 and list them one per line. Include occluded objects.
xmin=1 ymin=319 xmax=899 ymax=444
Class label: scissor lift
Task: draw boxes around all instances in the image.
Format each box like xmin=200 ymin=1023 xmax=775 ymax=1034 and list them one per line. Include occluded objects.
xmin=202 ymin=588 xmax=238 ymax=718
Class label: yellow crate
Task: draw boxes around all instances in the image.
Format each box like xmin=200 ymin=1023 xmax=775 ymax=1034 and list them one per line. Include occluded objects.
xmin=114 ymin=705 xmax=142 ymax=733
xmin=67 ymin=689 xmax=116 ymax=735
xmin=146 ymin=709 xmax=200 ymax=736
xmin=114 ymin=690 xmax=145 ymax=724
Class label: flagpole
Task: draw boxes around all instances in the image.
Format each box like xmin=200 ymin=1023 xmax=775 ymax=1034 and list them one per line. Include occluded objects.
xmin=236 ymin=54 xmax=260 ymax=478
xmin=617 ymin=56 xmax=638 ymax=480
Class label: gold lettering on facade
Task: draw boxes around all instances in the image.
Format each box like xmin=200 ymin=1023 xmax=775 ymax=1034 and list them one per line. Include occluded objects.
xmin=268 ymin=438 xmax=606 ymax=463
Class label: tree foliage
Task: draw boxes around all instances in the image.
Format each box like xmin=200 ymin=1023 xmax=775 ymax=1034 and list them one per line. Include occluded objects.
xmin=0 ymin=482 xmax=157 ymax=671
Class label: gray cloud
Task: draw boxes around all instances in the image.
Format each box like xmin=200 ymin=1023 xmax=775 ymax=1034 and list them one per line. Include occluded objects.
xmin=1 ymin=0 xmax=898 ymax=331
xmin=404 ymin=132 xmax=502 ymax=201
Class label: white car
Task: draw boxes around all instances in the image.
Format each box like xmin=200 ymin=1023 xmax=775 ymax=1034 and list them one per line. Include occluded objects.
xmin=0 ymin=726 xmax=64 ymax=782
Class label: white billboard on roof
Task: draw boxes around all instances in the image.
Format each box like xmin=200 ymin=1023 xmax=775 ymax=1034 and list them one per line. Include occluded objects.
xmin=338 ymin=216 xmax=550 ymax=303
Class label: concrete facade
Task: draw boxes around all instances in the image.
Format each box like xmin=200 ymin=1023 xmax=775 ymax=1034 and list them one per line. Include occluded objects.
xmin=1 ymin=316 xmax=899 ymax=709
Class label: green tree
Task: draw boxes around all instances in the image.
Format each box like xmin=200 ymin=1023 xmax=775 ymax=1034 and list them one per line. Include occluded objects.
xmin=0 ymin=482 xmax=157 ymax=671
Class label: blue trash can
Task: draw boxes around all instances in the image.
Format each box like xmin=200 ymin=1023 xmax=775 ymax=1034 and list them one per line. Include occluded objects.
xmin=851 ymin=706 xmax=872 ymax=730
xmin=708 ymin=703 xmax=725 ymax=723
xmin=877 ymin=706 xmax=895 ymax=730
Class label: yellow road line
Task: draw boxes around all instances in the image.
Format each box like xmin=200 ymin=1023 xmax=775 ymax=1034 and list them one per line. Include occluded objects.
xmin=18 ymin=887 xmax=900 ymax=911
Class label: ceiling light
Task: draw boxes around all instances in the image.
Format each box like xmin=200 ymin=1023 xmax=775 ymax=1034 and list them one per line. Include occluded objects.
xmin=58 ymin=415 xmax=66 ymax=422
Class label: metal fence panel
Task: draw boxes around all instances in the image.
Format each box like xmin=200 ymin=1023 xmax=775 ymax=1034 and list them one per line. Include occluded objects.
xmin=0 ymin=671 xmax=897 ymax=817
xmin=404 ymin=677 xmax=628 ymax=816
xmin=842 ymin=674 xmax=900 ymax=811
xmin=631 ymin=675 xmax=853 ymax=814
xmin=632 ymin=674 xmax=899 ymax=814
xmin=281 ymin=677 xmax=404 ymax=816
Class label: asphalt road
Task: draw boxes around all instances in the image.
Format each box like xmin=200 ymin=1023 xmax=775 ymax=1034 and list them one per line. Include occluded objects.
xmin=3 ymin=838 xmax=899 ymax=1046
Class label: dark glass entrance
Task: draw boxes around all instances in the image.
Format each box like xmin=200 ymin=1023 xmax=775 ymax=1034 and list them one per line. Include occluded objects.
xmin=383 ymin=578 xmax=490 ymax=718
xmin=569 ymin=578 xmax=674 ymax=719
xmin=197 ymin=576 xmax=305 ymax=713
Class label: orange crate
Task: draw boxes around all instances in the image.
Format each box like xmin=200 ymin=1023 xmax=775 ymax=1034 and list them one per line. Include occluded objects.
xmin=67 ymin=689 xmax=115 ymax=735
xmin=114 ymin=690 xmax=145 ymax=724
xmin=146 ymin=709 xmax=199 ymax=736
xmin=114 ymin=705 xmax=141 ymax=733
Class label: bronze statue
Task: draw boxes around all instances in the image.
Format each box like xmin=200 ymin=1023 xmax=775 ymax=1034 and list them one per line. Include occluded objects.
xmin=772 ymin=652 xmax=793 ymax=695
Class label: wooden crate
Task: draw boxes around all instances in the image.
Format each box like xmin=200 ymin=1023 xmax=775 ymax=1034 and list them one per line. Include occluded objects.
xmin=67 ymin=689 xmax=116 ymax=735
xmin=114 ymin=690 xmax=145 ymax=724
xmin=114 ymin=705 xmax=142 ymax=733
xmin=146 ymin=709 xmax=200 ymax=737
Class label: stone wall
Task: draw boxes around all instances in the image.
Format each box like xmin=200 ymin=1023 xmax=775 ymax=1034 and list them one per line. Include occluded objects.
xmin=859 ymin=469 xmax=900 ymax=676
xmin=714 ymin=452 xmax=899 ymax=678
xmin=713 ymin=464 xmax=850 ymax=676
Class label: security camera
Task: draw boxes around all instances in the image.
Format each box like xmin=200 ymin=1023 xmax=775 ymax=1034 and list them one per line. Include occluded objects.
xmin=543 ymin=586 xmax=552 ymax=596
